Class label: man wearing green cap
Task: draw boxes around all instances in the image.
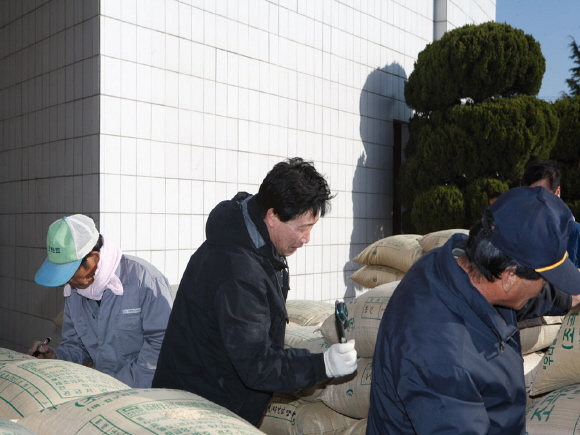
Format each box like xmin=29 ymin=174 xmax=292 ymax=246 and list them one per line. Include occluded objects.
xmin=28 ymin=214 xmax=173 ymax=388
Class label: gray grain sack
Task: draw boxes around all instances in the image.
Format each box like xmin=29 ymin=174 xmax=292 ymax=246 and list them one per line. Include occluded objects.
xmin=529 ymin=308 xmax=580 ymax=396
xmin=525 ymin=383 xmax=580 ymax=434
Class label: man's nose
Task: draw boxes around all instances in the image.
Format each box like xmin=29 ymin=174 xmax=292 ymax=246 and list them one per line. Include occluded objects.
xmin=300 ymin=229 xmax=311 ymax=245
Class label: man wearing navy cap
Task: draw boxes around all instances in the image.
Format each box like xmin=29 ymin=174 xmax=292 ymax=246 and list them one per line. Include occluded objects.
xmin=28 ymin=214 xmax=173 ymax=388
xmin=367 ymin=186 xmax=580 ymax=435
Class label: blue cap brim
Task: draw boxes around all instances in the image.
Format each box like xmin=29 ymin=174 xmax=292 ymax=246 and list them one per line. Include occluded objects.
xmin=34 ymin=257 xmax=82 ymax=287
xmin=539 ymin=257 xmax=580 ymax=296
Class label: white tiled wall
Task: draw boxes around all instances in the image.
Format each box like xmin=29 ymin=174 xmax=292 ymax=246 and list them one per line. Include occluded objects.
xmin=0 ymin=0 xmax=101 ymax=351
xmin=0 ymin=0 xmax=495 ymax=352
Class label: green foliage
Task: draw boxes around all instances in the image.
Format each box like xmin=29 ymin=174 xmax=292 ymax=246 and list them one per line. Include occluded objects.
xmin=398 ymin=96 xmax=559 ymax=212
xmin=564 ymin=38 xmax=580 ymax=98
xmin=551 ymin=96 xmax=580 ymax=201
xmin=567 ymin=200 xmax=580 ymax=220
xmin=464 ymin=179 xmax=509 ymax=227
xmin=405 ymin=22 xmax=545 ymax=113
xmin=411 ymin=186 xmax=465 ymax=234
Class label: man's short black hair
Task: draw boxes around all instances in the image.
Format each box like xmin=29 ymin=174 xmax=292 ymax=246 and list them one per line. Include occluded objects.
xmin=465 ymin=210 xmax=541 ymax=282
xmin=254 ymin=157 xmax=334 ymax=222
xmin=522 ymin=160 xmax=561 ymax=193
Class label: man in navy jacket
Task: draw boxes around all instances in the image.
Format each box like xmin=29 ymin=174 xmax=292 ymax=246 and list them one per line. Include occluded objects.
xmin=153 ymin=158 xmax=357 ymax=425
xmin=367 ymin=186 xmax=580 ymax=435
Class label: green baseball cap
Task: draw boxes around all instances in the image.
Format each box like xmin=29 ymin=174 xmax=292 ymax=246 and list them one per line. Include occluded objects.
xmin=34 ymin=215 xmax=100 ymax=287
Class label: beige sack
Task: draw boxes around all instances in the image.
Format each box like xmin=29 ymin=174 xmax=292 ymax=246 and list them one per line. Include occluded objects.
xmin=523 ymin=351 xmax=543 ymax=392
xmin=320 ymin=358 xmax=372 ymax=419
xmin=525 ymin=383 xmax=580 ymax=434
xmin=349 ymin=265 xmax=405 ymax=288
xmin=0 ymin=419 xmax=40 ymax=435
xmin=353 ymin=235 xmax=424 ymax=272
xmin=418 ymin=229 xmax=469 ymax=252
xmin=0 ymin=359 xmax=129 ymax=419
xmin=258 ymin=393 xmax=357 ymax=435
xmin=0 ymin=347 xmax=35 ymax=366
xmin=336 ymin=418 xmax=367 ymax=434
xmin=285 ymin=325 xmax=331 ymax=354
xmin=321 ymin=282 xmax=400 ymax=357
xmin=529 ymin=309 xmax=580 ymax=396
xmin=19 ymin=389 xmax=263 ymax=435
xmin=286 ymin=300 xmax=334 ymax=326
xmin=519 ymin=323 xmax=561 ymax=355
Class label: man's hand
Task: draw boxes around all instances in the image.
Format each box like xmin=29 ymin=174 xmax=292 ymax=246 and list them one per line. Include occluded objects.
xmin=27 ymin=341 xmax=57 ymax=359
xmin=571 ymin=294 xmax=580 ymax=308
xmin=323 ymin=339 xmax=357 ymax=378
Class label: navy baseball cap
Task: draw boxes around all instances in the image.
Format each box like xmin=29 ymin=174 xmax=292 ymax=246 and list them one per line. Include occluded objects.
xmin=488 ymin=186 xmax=580 ymax=295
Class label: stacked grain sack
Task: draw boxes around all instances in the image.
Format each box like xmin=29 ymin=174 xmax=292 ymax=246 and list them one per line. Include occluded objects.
xmin=18 ymin=389 xmax=265 ymax=435
xmin=524 ymin=306 xmax=580 ymax=434
xmin=348 ymin=234 xmax=423 ymax=288
xmin=0 ymin=356 xmax=131 ymax=420
xmin=0 ymin=349 xmax=266 ymax=435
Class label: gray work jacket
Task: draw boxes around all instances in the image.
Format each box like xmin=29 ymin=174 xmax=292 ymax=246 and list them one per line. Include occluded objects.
xmin=55 ymin=255 xmax=173 ymax=387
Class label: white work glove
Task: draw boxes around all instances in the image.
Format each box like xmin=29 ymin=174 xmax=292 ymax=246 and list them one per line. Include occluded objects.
xmin=323 ymin=339 xmax=357 ymax=378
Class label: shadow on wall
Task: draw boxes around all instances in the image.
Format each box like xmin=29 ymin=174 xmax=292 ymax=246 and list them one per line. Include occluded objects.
xmin=343 ymin=62 xmax=408 ymax=299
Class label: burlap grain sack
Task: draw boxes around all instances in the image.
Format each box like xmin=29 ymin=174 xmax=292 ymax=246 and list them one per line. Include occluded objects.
xmin=525 ymin=383 xmax=580 ymax=434
xmin=520 ymin=323 xmax=561 ymax=355
xmin=529 ymin=309 xmax=580 ymax=396
xmin=19 ymin=388 xmax=263 ymax=435
xmin=352 ymin=234 xmax=424 ymax=272
xmin=0 ymin=347 xmax=35 ymax=367
xmin=286 ymin=299 xmax=334 ymax=326
xmin=523 ymin=351 xmax=543 ymax=391
xmin=336 ymin=418 xmax=367 ymax=434
xmin=0 ymin=419 xmax=40 ymax=435
xmin=258 ymin=393 xmax=357 ymax=435
xmin=285 ymin=325 xmax=331 ymax=353
xmin=349 ymin=264 xmax=405 ymax=288
xmin=418 ymin=229 xmax=470 ymax=252
xmin=321 ymin=282 xmax=400 ymax=357
xmin=0 ymin=359 xmax=129 ymax=419
xmin=320 ymin=358 xmax=372 ymax=419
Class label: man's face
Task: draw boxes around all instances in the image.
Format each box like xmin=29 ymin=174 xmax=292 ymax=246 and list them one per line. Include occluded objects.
xmin=67 ymin=253 xmax=99 ymax=289
xmin=506 ymin=276 xmax=547 ymax=310
xmin=266 ymin=209 xmax=319 ymax=257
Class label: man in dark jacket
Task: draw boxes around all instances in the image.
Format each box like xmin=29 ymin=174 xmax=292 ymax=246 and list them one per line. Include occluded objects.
xmin=367 ymin=186 xmax=580 ymax=435
xmin=152 ymin=158 xmax=357 ymax=425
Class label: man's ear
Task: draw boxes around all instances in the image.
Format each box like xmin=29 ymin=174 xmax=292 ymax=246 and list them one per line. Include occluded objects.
xmin=265 ymin=208 xmax=278 ymax=228
xmin=84 ymin=251 xmax=100 ymax=269
xmin=500 ymin=266 xmax=517 ymax=293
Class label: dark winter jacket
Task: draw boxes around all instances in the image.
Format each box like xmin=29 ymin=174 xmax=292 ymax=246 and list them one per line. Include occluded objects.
xmin=367 ymin=234 xmax=570 ymax=435
xmin=152 ymin=193 xmax=328 ymax=425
